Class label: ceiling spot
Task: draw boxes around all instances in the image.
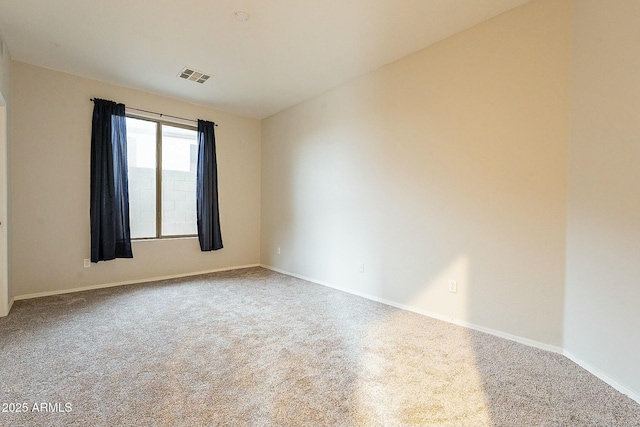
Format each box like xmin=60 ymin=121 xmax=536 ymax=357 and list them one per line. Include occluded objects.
xmin=234 ymin=11 xmax=249 ymax=22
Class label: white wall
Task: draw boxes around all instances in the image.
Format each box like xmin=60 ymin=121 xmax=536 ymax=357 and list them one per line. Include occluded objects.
xmin=565 ymin=0 xmax=640 ymax=399
xmin=10 ymin=62 xmax=261 ymax=296
xmin=262 ymin=0 xmax=571 ymax=347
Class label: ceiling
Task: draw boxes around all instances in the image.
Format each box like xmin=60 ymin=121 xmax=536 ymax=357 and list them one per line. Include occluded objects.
xmin=0 ymin=0 xmax=531 ymax=119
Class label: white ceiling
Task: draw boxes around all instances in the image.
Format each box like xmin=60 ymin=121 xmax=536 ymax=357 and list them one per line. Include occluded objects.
xmin=0 ymin=0 xmax=531 ymax=119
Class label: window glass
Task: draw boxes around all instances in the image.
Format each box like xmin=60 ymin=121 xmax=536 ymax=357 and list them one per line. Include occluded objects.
xmin=161 ymin=124 xmax=198 ymax=236
xmin=126 ymin=117 xmax=157 ymax=239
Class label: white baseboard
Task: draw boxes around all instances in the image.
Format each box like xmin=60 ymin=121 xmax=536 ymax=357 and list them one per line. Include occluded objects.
xmin=0 ymin=296 xmax=12 ymax=317
xmin=260 ymin=264 xmax=562 ymax=354
xmin=13 ymin=264 xmax=260 ymax=301
xmin=564 ymin=350 xmax=640 ymax=405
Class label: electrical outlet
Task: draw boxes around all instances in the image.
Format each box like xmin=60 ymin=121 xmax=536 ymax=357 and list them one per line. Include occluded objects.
xmin=448 ymin=279 xmax=457 ymax=293
xmin=277 ymin=247 xmax=281 ymax=255
xmin=84 ymin=259 xmax=91 ymax=268
xmin=358 ymin=263 xmax=365 ymax=273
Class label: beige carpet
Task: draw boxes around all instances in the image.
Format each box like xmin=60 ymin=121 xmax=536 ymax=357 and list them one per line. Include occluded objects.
xmin=0 ymin=267 xmax=638 ymax=426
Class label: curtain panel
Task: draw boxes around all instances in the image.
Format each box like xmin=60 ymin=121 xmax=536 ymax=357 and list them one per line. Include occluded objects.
xmin=196 ymin=119 xmax=223 ymax=251
xmin=90 ymin=99 xmax=133 ymax=262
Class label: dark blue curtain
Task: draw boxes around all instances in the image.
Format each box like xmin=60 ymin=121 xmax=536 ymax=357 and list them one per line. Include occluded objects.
xmin=196 ymin=120 xmax=223 ymax=251
xmin=90 ymin=99 xmax=133 ymax=262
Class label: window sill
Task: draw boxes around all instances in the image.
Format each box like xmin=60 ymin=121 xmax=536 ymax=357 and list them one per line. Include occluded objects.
xmin=132 ymin=236 xmax=198 ymax=242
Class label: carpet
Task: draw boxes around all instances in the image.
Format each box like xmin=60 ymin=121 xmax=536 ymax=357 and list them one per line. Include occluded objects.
xmin=0 ymin=267 xmax=638 ymax=426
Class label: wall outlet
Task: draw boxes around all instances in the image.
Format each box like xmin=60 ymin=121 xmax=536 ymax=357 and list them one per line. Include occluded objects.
xmin=277 ymin=247 xmax=281 ymax=255
xmin=358 ymin=263 xmax=365 ymax=273
xmin=84 ymin=259 xmax=91 ymax=268
xmin=448 ymin=279 xmax=457 ymax=293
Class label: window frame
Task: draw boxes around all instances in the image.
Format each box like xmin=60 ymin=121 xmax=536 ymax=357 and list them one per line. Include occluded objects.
xmin=126 ymin=113 xmax=199 ymax=241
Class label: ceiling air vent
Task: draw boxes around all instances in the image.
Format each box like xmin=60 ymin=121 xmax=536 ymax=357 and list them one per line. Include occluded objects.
xmin=178 ymin=67 xmax=211 ymax=84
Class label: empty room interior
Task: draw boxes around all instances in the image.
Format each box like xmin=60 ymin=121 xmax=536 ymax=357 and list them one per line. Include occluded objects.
xmin=1 ymin=0 xmax=640 ymax=425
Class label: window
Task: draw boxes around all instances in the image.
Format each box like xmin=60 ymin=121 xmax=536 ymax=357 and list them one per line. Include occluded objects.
xmin=126 ymin=116 xmax=199 ymax=239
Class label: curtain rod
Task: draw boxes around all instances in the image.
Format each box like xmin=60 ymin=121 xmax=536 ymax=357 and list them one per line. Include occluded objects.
xmin=90 ymin=98 xmax=218 ymax=126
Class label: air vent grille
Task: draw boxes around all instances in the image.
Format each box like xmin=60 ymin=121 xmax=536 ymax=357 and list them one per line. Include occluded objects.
xmin=178 ymin=67 xmax=211 ymax=84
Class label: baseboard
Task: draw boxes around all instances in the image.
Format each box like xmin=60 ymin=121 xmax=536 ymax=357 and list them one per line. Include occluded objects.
xmin=564 ymin=350 xmax=640 ymax=405
xmin=13 ymin=264 xmax=261 ymax=301
xmin=0 ymin=296 xmax=12 ymax=317
xmin=260 ymin=264 xmax=563 ymax=354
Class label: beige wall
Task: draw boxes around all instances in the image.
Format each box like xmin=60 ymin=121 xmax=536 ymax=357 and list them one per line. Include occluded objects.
xmin=10 ymin=62 xmax=261 ymax=296
xmin=0 ymin=35 xmax=10 ymax=98
xmin=0 ymin=33 xmax=11 ymax=311
xmin=565 ymin=0 xmax=640 ymax=398
xmin=261 ymin=0 xmax=571 ymax=347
